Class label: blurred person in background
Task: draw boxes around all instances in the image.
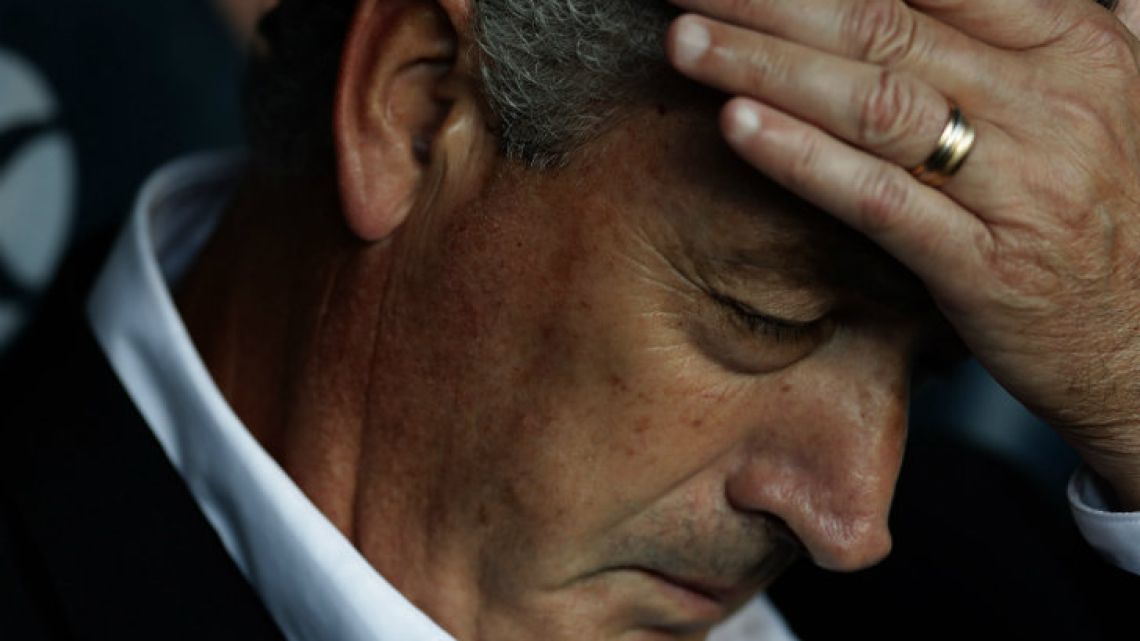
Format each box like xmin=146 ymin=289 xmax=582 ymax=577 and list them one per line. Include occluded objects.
xmin=212 ymin=0 xmax=280 ymax=51
xmin=0 ymin=0 xmax=265 ymax=349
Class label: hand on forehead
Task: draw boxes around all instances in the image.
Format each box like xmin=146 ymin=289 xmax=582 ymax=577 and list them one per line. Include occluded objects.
xmin=666 ymin=0 xmax=1140 ymax=506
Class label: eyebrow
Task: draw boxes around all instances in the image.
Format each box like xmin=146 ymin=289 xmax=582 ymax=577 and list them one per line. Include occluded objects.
xmin=669 ymin=123 xmax=935 ymax=316
xmin=716 ymin=203 xmax=934 ymax=316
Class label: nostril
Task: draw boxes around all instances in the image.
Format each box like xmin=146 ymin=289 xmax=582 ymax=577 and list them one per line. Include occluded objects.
xmin=760 ymin=512 xmax=808 ymax=557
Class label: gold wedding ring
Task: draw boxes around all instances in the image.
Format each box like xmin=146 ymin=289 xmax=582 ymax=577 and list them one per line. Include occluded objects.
xmin=911 ymin=105 xmax=976 ymax=188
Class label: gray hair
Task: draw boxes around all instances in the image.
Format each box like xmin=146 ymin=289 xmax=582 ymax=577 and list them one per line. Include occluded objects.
xmin=473 ymin=0 xmax=678 ymax=167
xmin=246 ymin=0 xmax=680 ymax=174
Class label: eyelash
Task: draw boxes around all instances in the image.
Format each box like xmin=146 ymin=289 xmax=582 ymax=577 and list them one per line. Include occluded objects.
xmin=712 ymin=293 xmax=817 ymax=343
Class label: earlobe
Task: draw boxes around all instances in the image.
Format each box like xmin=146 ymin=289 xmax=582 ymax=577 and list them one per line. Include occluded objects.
xmin=334 ymin=0 xmax=467 ymax=242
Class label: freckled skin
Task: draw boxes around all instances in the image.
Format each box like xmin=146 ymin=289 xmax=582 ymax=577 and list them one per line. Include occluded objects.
xmin=357 ymin=104 xmax=920 ymax=639
xmin=180 ymin=101 xmax=926 ymax=640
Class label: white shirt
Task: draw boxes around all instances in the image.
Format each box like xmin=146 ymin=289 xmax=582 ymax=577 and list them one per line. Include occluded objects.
xmin=87 ymin=153 xmax=1136 ymax=641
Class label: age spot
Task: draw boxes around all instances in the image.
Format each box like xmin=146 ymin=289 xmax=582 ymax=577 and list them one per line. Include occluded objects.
xmin=609 ymin=375 xmax=630 ymax=392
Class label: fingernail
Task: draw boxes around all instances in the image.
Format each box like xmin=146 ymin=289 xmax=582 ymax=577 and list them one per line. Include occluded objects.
xmin=728 ymin=102 xmax=761 ymax=142
xmin=672 ymin=17 xmax=709 ymax=68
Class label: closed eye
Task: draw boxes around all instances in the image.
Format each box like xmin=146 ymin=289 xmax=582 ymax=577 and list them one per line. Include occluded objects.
xmin=710 ymin=292 xmax=820 ymax=343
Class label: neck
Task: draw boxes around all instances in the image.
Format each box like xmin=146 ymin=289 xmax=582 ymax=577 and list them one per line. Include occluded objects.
xmin=174 ymin=171 xmax=487 ymax=634
xmin=176 ymin=172 xmax=382 ymax=530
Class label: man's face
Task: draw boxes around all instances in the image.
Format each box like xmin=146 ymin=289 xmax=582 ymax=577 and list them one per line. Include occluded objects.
xmin=358 ymin=100 xmax=932 ymax=640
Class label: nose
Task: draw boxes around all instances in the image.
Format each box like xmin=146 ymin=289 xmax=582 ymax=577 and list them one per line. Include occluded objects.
xmin=724 ymin=329 xmax=910 ymax=572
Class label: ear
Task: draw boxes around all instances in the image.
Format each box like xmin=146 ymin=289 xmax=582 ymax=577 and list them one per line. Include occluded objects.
xmin=334 ymin=0 xmax=481 ymax=242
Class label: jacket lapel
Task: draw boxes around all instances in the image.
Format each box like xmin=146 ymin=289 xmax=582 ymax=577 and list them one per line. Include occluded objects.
xmin=1 ymin=247 xmax=285 ymax=641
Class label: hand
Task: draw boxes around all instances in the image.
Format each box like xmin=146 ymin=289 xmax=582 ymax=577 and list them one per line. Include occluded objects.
xmin=665 ymin=0 xmax=1140 ymax=507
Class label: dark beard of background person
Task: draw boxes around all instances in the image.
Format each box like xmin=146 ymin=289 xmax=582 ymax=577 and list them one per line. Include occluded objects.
xmin=211 ymin=0 xmax=281 ymax=52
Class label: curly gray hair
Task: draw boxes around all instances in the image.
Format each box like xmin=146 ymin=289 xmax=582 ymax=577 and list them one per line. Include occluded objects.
xmin=245 ymin=0 xmax=679 ymax=174
xmin=474 ymin=0 xmax=677 ymax=166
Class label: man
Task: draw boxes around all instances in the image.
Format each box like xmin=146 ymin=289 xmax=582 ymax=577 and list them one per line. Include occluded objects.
xmin=3 ymin=1 xmax=1140 ymax=640
xmin=211 ymin=0 xmax=280 ymax=50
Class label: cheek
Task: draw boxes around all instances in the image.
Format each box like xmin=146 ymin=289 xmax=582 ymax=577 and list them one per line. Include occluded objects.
xmin=378 ymin=168 xmax=777 ymax=540
xmin=375 ymin=186 xmax=622 ymax=495
xmin=487 ymin=255 xmax=759 ymax=521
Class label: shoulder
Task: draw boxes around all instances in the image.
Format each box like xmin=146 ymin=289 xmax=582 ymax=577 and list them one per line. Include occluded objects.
xmin=0 ymin=232 xmax=284 ymax=640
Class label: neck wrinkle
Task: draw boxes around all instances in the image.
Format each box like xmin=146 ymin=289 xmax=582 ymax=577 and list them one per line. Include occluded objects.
xmin=177 ymin=175 xmax=379 ymax=537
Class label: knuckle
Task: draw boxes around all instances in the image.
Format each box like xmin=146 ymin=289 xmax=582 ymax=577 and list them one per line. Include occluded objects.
xmin=857 ymin=70 xmax=929 ymax=149
xmin=742 ymin=45 xmax=793 ymax=92
xmin=784 ymin=133 xmax=825 ymax=192
xmin=1030 ymin=81 xmax=1125 ymax=163
xmin=855 ymin=168 xmax=911 ymax=234
xmin=982 ymin=236 xmax=1060 ymax=305
xmin=1070 ymin=17 xmax=1140 ymax=74
xmin=1033 ymin=82 xmax=1115 ymax=147
xmin=728 ymin=0 xmax=763 ymax=24
xmin=842 ymin=0 xmax=918 ymax=66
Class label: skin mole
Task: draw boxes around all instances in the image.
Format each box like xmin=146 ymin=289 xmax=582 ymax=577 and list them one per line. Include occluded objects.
xmin=609 ymin=375 xmax=630 ymax=392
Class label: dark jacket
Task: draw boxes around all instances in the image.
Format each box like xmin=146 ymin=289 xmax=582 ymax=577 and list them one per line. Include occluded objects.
xmin=0 ymin=235 xmax=284 ymax=640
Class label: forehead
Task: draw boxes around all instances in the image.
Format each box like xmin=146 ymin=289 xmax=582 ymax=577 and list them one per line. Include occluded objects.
xmin=591 ymin=100 xmax=933 ymax=315
xmin=704 ymin=193 xmax=931 ymax=314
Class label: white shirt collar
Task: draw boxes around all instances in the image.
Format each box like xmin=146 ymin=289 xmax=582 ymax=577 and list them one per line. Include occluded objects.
xmin=86 ymin=152 xmax=794 ymax=641
xmin=88 ymin=152 xmax=456 ymax=641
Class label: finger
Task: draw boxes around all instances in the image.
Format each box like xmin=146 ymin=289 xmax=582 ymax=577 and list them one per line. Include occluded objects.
xmin=905 ymin=0 xmax=1093 ymax=48
xmin=667 ymin=14 xmax=946 ymax=168
xmin=718 ymin=96 xmax=991 ymax=302
xmin=667 ymin=15 xmax=1014 ymax=210
xmin=667 ymin=0 xmax=1008 ymax=95
xmin=1117 ymin=0 xmax=1140 ymax=35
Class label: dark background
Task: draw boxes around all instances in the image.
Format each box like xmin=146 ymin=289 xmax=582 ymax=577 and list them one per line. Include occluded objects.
xmin=0 ymin=0 xmax=243 ymax=237
xmin=0 ymin=0 xmax=243 ymax=347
